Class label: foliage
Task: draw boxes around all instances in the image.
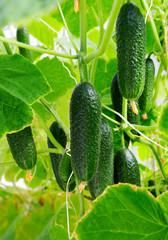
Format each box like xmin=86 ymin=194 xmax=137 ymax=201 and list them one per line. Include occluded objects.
xmin=0 ymin=0 xmax=167 ymax=239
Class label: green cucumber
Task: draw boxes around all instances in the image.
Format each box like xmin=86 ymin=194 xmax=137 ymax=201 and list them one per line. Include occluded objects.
xmin=114 ymin=148 xmax=141 ymax=186
xmin=111 ymin=73 xmax=140 ymax=140
xmin=59 ymin=153 xmax=75 ymax=183
xmin=6 ymin=25 xmax=37 ymax=170
xmin=7 ymin=127 xmax=37 ymax=170
xmin=116 ymin=3 xmax=146 ymax=100
xmin=139 ymin=57 xmax=155 ymax=114
xmin=88 ymin=119 xmax=113 ymax=199
xmin=16 ymin=25 xmax=33 ymax=62
xmin=47 ymin=121 xmax=76 ymax=192
xmin=70 ymin=82 xmax=101 ymax=181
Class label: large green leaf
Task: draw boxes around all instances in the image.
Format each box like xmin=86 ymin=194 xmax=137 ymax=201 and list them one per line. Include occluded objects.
xmin=0 ymin=0 xmax=62 ymax=26
xmin=75 ymin=184 xmax=168 ymax=240
xmin=0 ymin=54 xmax=50 ymax=138
xmin=36 ymin=56 xmax=76 ymax=102
xmin=158 ymin=192 xmax=168 ymax=222
xmin=158 ymin=103 xmax=168 ymax=138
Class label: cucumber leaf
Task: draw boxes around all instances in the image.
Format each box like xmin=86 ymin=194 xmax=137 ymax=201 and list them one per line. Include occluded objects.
xmin=75 ymin=184 xmax=168 ymax=240
xmin=0 ymin=54 xmax=50 ymax=138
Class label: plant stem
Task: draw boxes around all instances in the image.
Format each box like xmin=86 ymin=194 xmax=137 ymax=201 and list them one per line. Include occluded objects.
xmin=78 ymin=0 xmax=88 ymax=83
xmin=76 ymin=178 xmax=85 ymax=218
xmin=152 ymin=63 xmax=163 ymax=106
xmin=58 ymin=3 xmax=78 ymax=53
xmin=0 ymin=28 xmax=13 ymax=55
xmin=83 ymin=0 xmax=123 ymax=64
xmin=141 ymin=0 xmax=167 ymax=71
xmin=121 ymin=97 xmax=127 ymax=147
xmin=90 ymin=0 xmax=104 ymax=85
xmin=124 ymin=124 xmax=156 ymax=132
xmin=101 ymin=112 xmax=121 ymax=126
xmin=40 ymin=98 xmax=69 ymax=137
xmin=36 ymin=114 xmax=64 ymax=154
xmin=0 ymin=36 xmax=78 ymax=59
xmin=37 ymin=148 xmax=62 ymax=154
xmin=0 ymin=161 xmax=16 ymax=167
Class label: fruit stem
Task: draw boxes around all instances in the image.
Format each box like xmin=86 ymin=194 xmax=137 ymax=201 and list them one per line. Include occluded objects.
xmin=37 ymin=148 xmax=63 ymax=154
xmin=79 ymin=0 xmax=88 ymax=83
xmin=90 ymin=0 xmax=104 ymax=85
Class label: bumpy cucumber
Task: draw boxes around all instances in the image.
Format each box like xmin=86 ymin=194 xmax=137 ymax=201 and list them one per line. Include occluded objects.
xmin=114 ymin=148 xmax=141 ymax=186
xmin=16 ymin=25 xmax=33 ymax=62
xmin=116 ymin=3 xmax=146 ymax=100
xmin=70 ymin=82 xmax=101 ymax=181
xmin=47 ymin=121 xmax=76 ymax=192
xmin=7 ymin=127 xmax=37 ymax=170
xmin=139 ymin=57 xmax=155 ymax=114
xmin=88 ymin=119 xmax=113 ymax=199
xmin=111 ymin=73 xmax=140 ymax=127
xmin=6 ymin=25 xmax=37 ymax=170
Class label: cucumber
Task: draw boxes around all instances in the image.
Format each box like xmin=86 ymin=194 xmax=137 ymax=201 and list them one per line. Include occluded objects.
xmin=111 ymin=73 xmax=140 ymax=139
xmin=59 ymin=153 xmax=75 ymax=183
xmin=114 ymin=148 xmax=141 ymax=186
xmin=70 ymin=82 xmax=101 ymax=181
xmin=88 ymin=119 xmax=113 ymax=199
xmin=7 ymin=127 xmax=37 ymax=170
xmin=6 ymin=25 xmax=37 ymax=170
xmin=116 ymin=3 xmax=146 ymax=100
xmin=139 ymin=57 xmax=155 ymax=114
xmin=16 ymin=25 xmax=33 ymax=62
xmin=47 ymin=121 xmax=76 ymax=192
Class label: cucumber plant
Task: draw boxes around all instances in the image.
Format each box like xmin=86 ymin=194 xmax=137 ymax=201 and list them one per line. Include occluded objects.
xmin=0 ymin=0 xmax=167 ymax=239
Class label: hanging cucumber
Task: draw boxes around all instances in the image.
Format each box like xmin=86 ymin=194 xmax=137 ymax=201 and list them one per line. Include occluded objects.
xmin=59 ymin=152 xmax=75 ymax=183
xmin=47 ymin=121 xmax=76 ymax=192
xmin=88 ymin=119 xmax=113 ymax=199
xmin=70 ymin=82 xmax=101 ymax=181
xmin=114 ymin=148 xmax=141 ymax=186
xmin=16 ymin=25 xmax=33 ymax=62
xmin=111 ymin=73 xmax=140 ymax=140
xmin=7 ymin=127 xmax=37 ymax=170
xmin=116 ymin=2 xmax=146 ymax=100
xmin=139 ymin=57 xmax=155 ymax=119
xmin=6 ymin=25 xmax=37 ymax=170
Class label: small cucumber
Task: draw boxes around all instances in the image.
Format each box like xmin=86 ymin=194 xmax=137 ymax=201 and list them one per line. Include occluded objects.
xmin=116 ymin=3 xmax=146 ymax=100
xmin=139 ymin=57 xmax=155 ymax=114
xmin=70 ymin=82 xmax=101 ymax=181
xmin=7 ymin=127 xmax=37 ymax=170
xmin=111 ymin=73 xmax=140 ymax=141
xmin=88 ymin=119 xmax=113 ymax=199
xmin=6 ymin=25 xmax=36 ymax=170
xmin=16 ymin=25 xmax=33 ymax=62
xmin=114 ymin=148 xmax=141 ymax=186
xmin=47 ymin=121 xmax=76 ymax=192
xmin=59 ymin=152 xmax=75 ymax=183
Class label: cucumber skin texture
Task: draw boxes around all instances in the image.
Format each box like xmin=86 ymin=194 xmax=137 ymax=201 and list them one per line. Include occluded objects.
xmin=139 ymin=58 xmax=155 ymax=113
xmin=7 ymin=127 xmax=37 ymax=170
xmin=116 ymin=3 xmax=146 ymax=100
xmin=111 ymin=73 xmax=140 ymax=125
xmin=70 ymin=82 xmax=101 ymax=181
xmin=88 ymin=119 xmax=114 ymax=199
xmin=47 ymin=121 xmax=76 ymax=192
xmin=16 ymin=25 xmax=33 ymax=62
xmin=6 ymin=25 xmax=36 ymax=170
xmin=114 ymin=148 xmax=141 ymax=186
